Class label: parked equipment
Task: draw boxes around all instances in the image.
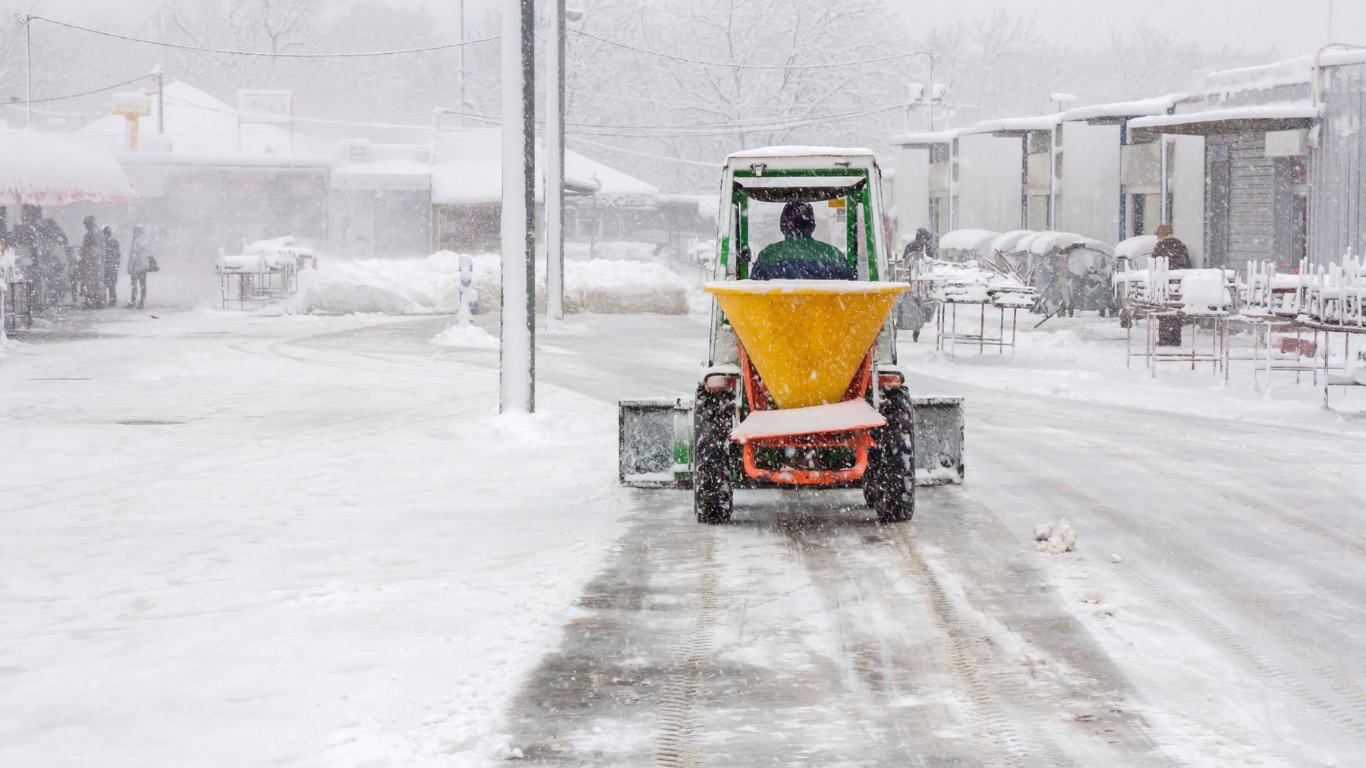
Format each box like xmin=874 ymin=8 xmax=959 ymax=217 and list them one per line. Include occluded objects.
xmin=618 ymin=147 xmax=965 ymax=524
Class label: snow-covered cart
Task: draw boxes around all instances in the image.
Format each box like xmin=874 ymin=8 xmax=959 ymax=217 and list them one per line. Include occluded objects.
xmin=215 ymin=236 xmax=316 ymax=309
xmin=617 ymin=147 xmax=966 ymax=523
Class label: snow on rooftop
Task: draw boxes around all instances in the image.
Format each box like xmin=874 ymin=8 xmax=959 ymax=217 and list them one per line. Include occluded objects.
xmin=76 ymin=81 xmax=325 ymax=161
xmin=1115 ymin=235 xmax=1159 ymax=259
xmin=1128 ymin=104 xmax=1320 ymax=132
xmin=1063 ymin=94 xmax=1190 ymax=121
xmin=430 ymin=129 xmax=657 ymax=206
xmin=0 ymin=129 xmax=133 ymax=206
xmin=937 ymin=229 xmax=1000 ymax=254
xmin=1200 ymin=49 xmax=1366 ymax=99
xmin=990 ymin=230 xmax=1037 ymax=254
xmin=889 ymin=130 xmax=960 ymax=146
xmin=965 ymin=113 xmax=1065 ymax=135
xmin=727 ymin=146 xmax=876 ymax=160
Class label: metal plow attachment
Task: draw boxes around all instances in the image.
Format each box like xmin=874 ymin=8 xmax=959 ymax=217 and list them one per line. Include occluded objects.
xmin=619 ymin=396 xmax=964 ymax=489
xmin=911 ymin=397 xmax=965 ymax=485
xmin=619 ymin=398 xmax=694 ymax=489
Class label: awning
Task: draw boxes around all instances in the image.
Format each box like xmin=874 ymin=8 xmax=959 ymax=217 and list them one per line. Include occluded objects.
xmin=1128 ymin=104 xmax=1320 ymax=142
xmin=0 ymin=129 xmax=133 ymax=206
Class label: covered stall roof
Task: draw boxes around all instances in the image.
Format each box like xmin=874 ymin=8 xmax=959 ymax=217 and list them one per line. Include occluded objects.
xmin=331 ymin=143 xmax=432 ymax=191
xmin=969 ymin=113 xmax=1064 ymax=137
xmin=1128 ymin=104 xmax=1320 ymax=142
xmin=0 ymin=129 xmax=133 ymax=205
xmin=76 ymin=81 xmax=326 ymax=162
xmin=1063 ymin=94 xmax=1194 ymax=124
xmin=889 ymin=130 xmax=960 ymax=148
xmin=430 ymin=128 xmax=657 ymax=206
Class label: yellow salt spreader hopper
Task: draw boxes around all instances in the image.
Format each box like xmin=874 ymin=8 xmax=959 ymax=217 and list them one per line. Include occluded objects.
xmin=617 ymin=147 xmax=964 ymax=524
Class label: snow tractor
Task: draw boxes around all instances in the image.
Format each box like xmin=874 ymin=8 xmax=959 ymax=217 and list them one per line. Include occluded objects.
xmin=618 ymin=147 xmax=964 ymax=524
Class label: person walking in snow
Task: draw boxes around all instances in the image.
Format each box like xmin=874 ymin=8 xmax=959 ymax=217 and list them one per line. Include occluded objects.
xmin=102 ymin=226 xmax=121 ymax=307
xmin=79 ymin=216 xmax=107 ymax=309
xmin=1152 ymin=225 xmax=1190 ymax=347
xmin=126 ymin=225 xmax=152 ymax=309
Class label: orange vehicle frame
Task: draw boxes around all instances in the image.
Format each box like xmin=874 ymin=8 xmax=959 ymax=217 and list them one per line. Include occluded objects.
xmin=736 ymin=344 xmax=876 ymax=485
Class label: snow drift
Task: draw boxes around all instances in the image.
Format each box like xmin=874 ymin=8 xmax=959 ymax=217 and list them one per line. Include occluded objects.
xmin=294 ymin=251 xmax=700 ymax=316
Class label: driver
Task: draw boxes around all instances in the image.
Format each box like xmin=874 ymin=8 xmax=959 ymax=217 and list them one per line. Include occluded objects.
xmin=749 ymin=201 xmax=855 ymax=280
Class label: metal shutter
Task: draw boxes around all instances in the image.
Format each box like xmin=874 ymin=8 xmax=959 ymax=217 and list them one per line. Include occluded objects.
xmin=1228 ymin=133 xmax=1275 ymax=263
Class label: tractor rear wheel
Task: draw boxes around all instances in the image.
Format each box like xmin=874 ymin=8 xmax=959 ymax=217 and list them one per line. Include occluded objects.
xmin=693 ymin=388 xmax=734 ymax=524
xmin=865 ymin=387 xmax=915 ymax=523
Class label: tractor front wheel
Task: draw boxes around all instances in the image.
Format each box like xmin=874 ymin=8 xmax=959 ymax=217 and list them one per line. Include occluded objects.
xmin=693 ymin=388 xmax=734 ymax=524
xmin=864 ymin=387 xmax=915 ymax=523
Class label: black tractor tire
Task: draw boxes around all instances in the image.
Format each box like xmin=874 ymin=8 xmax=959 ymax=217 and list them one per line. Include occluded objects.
xmin=864 ymin=387 xmax=915 ymax=523
xmin=693 ymin=388 xmax=734 ymax=524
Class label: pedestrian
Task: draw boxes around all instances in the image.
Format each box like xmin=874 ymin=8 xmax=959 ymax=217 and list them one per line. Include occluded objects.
xmin=1152 ymin=225 xmax=1190 ymax=346
xmin=901 ymin=227 xmax=933 ymax=261
xmin=79 ymin=216 xmax=106 ymax=309
xmin=36 ymin=219 xmax=69 ymax=309
xmin=126 ymin=225 xmax=152 ymax=309
xmin=102 ymin=226 xmax=121 ymax=307
xmin=1152 ymin=225 xmax=1191 ymax=270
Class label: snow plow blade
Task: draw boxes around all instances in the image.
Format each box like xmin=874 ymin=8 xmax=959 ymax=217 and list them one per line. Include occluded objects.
xmin=619 ymin=398 xmax=694 ymax=489
xmin=913 ymin=397 xmax=965 ymax=485
xmin=618 ymin=396 xmax=963 ymax=488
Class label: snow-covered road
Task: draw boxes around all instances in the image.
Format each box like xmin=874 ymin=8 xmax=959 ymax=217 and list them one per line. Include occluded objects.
xmin=4 ymin=309 xmax=1364 ymax=767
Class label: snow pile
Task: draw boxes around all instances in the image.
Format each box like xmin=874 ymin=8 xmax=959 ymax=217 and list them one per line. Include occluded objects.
xmin=1178 ymin=270 xmax=1232 ymax=314
xmin=564 ymin=240 xmax=658 ymax=261
xmin=431 ymin=323 xmax=499 ymax=349
xmin=1035 ymin=518 xmax=1078 ymax=554
xmin=295 ymin=251 xmax=697 ymax=316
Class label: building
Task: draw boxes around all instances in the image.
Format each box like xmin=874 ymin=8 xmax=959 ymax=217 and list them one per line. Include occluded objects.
xmin=75 ymin=81 xmax=331 ymax=262
xmin=891 ymin=95 xmax=1207 ymax=263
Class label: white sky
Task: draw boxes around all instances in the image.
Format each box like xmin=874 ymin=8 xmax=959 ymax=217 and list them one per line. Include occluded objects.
xmin=27 ymin=0 xmax=1366 ymax=64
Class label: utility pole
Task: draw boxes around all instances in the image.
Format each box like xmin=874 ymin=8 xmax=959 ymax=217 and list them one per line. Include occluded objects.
xmin=459 ymin=0 xmax=466 ymax=126
xmin=500 ymin=0 xmax=536 ymax=413
xmin=546 ymin=0 xmax=566 ymax=322
xmin=25 ymin=15 xmax=32 ymax=130
xmin=153 ymin=65 xmax=165 ymax=134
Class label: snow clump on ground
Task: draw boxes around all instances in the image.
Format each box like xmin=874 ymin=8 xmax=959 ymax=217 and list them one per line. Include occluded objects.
xmin=431 ymin=323 xmax=499 ymax=350
xmin=1035 ymin=518 xmax=1078 ymax=554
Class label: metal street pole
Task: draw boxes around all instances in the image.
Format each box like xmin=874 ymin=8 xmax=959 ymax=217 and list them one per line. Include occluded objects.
xmin=459 ymin=0 xmax=466 ymax=126
xmin=25 ymin=15 xmax=32 ymax=129
xmin=500 ymin=0 xmax=536 ymax=414
xmin=154 ymin=66 xmax=165 ymax=134
xmin=547 ymin=0 xmax=565 ymax=322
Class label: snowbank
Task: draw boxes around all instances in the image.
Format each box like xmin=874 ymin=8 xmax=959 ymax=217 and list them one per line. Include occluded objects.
xmin=294 ymin=251 xmax=699 ymax=316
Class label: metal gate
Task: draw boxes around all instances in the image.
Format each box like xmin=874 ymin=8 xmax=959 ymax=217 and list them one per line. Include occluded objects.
xmin=1228 ymin=132 xmax=1276 ymax=264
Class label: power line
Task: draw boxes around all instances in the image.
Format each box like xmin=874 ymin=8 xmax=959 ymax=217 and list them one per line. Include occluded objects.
xmin=23 ymin=15 xmax=499 ymax=58
xmin=8 ymin=73 xmax=152 ymax=104
xmin=570 ymin=29 xmax=929 ymax=71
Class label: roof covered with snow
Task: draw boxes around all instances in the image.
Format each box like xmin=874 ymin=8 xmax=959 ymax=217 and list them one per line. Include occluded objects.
xmin=888 ymin=130 xmax=960 ymax=147
xmin=965 ymin=114 xmax=1065 ymax=136
xmin=0 ymin=129 xmax=133 ymax=206
xmin=75 ymin=81 xmax=327 ymax=164
xmin=430 ymin=129 xmax=658 ymax=206
xmin=937 ymin=229 xmax=1000 ymax=254
xmin=1063 ymin=94 xmax=1191 ymax=122
xmin=724 ymin=146 xmax=879 ymax=172
xmin=1128 ymin=104 xmax=1320 ymax=139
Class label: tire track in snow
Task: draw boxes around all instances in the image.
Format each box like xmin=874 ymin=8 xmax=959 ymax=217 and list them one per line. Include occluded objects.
xmin=654 ymin=528 xmax=720 ymax=768
xmin=887 ymin=524 xmax=1076 ymax=768
xmin=978 ymin=439 xmax=1366 ymax=751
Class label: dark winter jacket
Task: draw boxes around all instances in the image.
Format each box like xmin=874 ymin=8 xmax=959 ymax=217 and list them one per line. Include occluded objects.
xmin=1152 ymin=236 xmax=1191 ymax=270
xmin=104 ymin=237 xmax=121 ymax=280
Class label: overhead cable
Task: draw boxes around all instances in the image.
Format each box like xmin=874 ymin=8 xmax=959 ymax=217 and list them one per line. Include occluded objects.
xmin=8 ymin=73 xmax=152 ymax=104
xmin=23 ymin=15 xmax=498 ymax=58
